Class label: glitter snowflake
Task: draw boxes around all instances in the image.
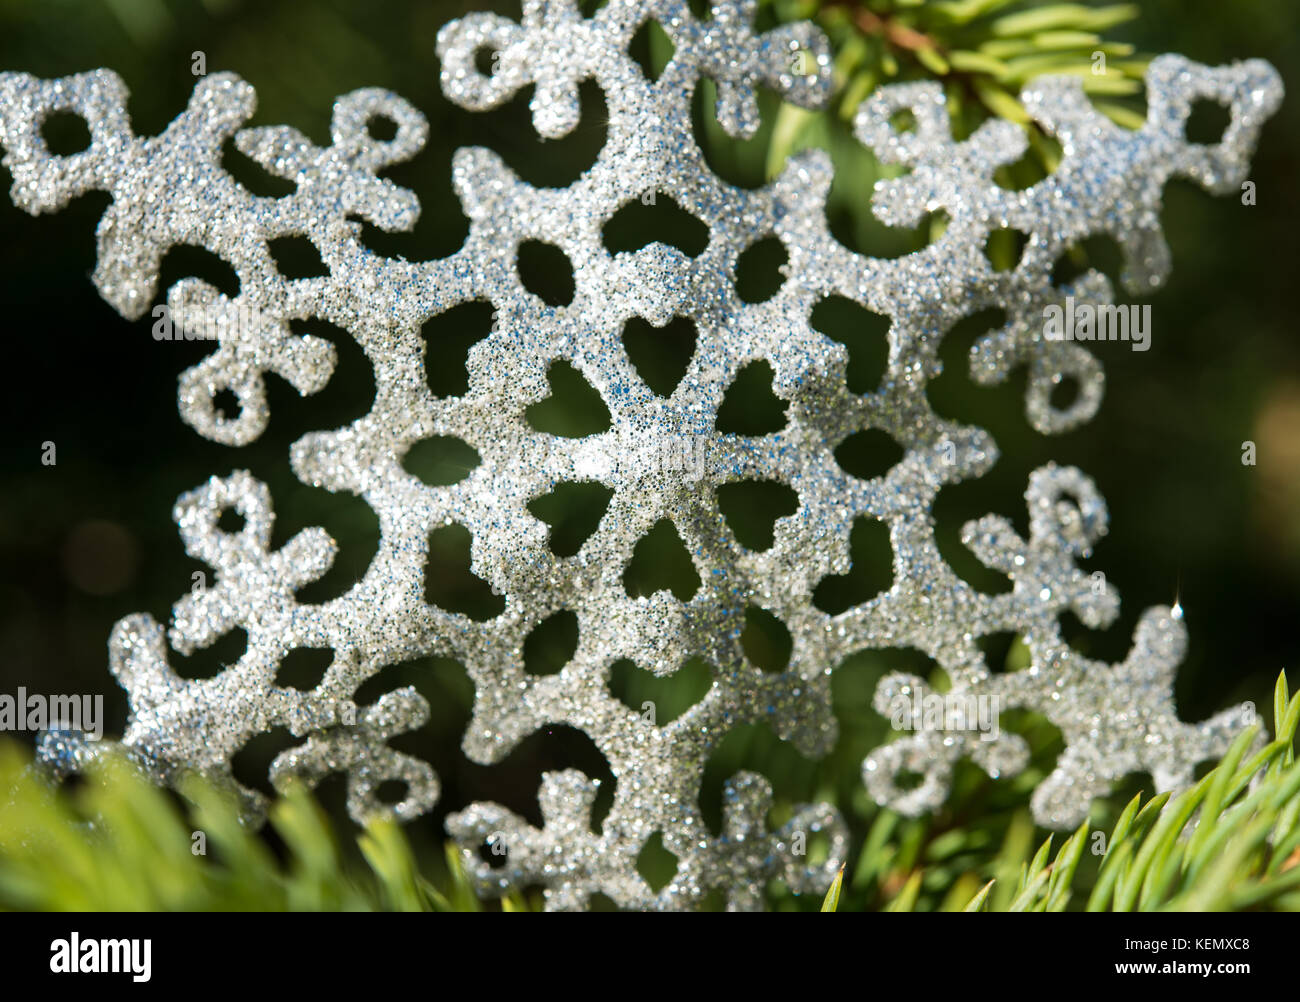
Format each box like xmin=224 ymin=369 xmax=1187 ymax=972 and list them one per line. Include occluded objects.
xmin=0 ymin=0 xmax=1281 ymax=910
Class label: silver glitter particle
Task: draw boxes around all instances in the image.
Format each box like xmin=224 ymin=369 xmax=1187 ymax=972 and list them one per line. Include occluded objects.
xmin=0 ymin=0 xmax=1281 ymax=909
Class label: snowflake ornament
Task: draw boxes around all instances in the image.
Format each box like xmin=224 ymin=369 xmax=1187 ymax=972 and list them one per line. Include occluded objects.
xmin=1 ymin=0 xmax=1282 ymax=910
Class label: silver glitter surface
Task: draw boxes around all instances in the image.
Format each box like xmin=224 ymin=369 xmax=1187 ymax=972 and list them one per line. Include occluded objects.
xmin=0 ymin=0 xmax=1282 ymax=909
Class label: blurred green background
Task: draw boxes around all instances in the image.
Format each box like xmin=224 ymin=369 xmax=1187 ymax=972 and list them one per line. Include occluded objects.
xmin=0 ymin=0 xmax=1297 ymax=908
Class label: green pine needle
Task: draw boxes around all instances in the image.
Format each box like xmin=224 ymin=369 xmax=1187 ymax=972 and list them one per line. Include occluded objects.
xmin=0 ymin=672 xmax=1296 ymax=911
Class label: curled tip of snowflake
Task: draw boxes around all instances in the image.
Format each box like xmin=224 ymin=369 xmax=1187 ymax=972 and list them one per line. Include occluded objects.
xmin=0 ymin=0 xmax=1281 ymax=908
